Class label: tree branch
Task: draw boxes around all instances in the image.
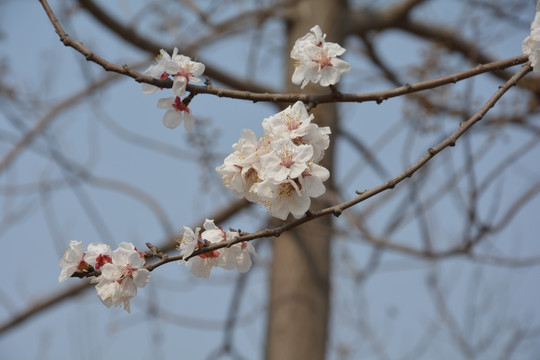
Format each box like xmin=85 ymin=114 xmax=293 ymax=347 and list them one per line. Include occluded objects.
xmin=139 ymin=63 xmax=533 ymax=270
xmin=76 ymin=0 xmax=274 ymax=94
xmin=38 ymin=0 xmax=529 ymax=106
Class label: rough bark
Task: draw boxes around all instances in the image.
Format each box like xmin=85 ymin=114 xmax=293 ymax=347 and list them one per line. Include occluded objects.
xmin=265 ymin=1 xmax=347 ymax=359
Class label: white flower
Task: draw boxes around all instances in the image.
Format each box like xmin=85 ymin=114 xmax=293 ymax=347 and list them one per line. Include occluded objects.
xmin=523 ymin=3 xmax=540 ymax=73
xmin=141 ymin=48 xmax=205 ymax=96
xmin=261 ymin=101 xmax=330 ymax=162
xmin=202 ymin=219 xmax=238 ymax=270
xmin=262 ymin=101 xmax=315 ymax=140
xmin=217 ymin=101 xmax=331 ymax=219
xmin=291 ymin=25 xmax=326 ymax=58
xmin=227 ymin=241 xmax=258 ymax=273
xmin=252 ymin=178 xmax=308 ymax=220
xmin=181 ymin=219 xmax=257 ymax=277
xmin=291 ymin=25 xmax=351 ymax=88
xmin=201 ymin=220 xmax=257 ymax=273
xmin=177 ymin=226 xmax=200 ymax=259
xmin=216 ymin=129 xmax=262 ymax=202
xmin=163 ymin=53 xmax=205 ymax=96
xmin=298 ymin=162 xmax=330 ymax=198
xmin=58 ymin=240 xmax=87 ymax=282
xmin=180 ymin=219 xmax=223 ymax=278
xmin=141 ymin=48 xmax=178 ymax=94
xmin=157 ymin=96 xmax=195 ymax=130
xmin=259 ymin=138 xmax=313 ymax=182
xmin=252 ymin=162 xmax=330 ymax=220
xmin=85 ymin=243 xmax=112 ymax=270
xmin=94 ymin=242 xmax=150 ymax=313
xmin=294 ymin=122 xmax=331 ymax=163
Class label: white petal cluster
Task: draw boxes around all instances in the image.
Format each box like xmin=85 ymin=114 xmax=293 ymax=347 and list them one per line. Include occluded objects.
xmin=58 ymin=240 xmax=112 ymax=282
xmin=177 ymin=219 xmax=257 ymax=279
xmin=58 ymin=240 xmax=86 ymax=282
xmin=216 ymin=101 xmax=331 ymax=220
xmin=59 ymin=241 xmax=149 ymax=313
xmin=291 ymin=25 xmax=351 ymax=88
xmin=94 ymin=243 xmax=150 ymax=313
xmin=157 ymin=97 xmax=195 ymax=131
xmin=523 ymin=2 xmax=540 ymax=73
xmin=141 ymin=47 xmax=205 ymax=130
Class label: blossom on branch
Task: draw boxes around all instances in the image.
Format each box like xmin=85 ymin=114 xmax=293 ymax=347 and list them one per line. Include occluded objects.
xmin=216 ymin=101 xmax=331 ymax=220
xmin=85 ymin=243 xmax=112 ymax=270
xmin=261 ymin=100 xmax=330 ymax=163
xmin=177 ymin=225 xmax=200 ymax=259
xmin=216 ymin=129 xmax=263 ymax=202
xmin=163 ymin=54 xmax=205 ymax=96
xmin=291 ymin=25 xmax=351 ymax=88
xmin=58 ymin=240 xmax=88 ymax=282
xmin=58 ymin=241 xmax=113 ymax=281
xmin=177 ymin=219 xmax=258 ymax=278
xmin=259 ymin=138 xmax=313 ymax=183
xmin=94 ymin=242 xmax=150 ymax=313
xmin=141 ymin=49 xmax=176 ymax=94
xmin=157 ymin=96 xmax=195 ymax=130
xmin=523 ymin=2 xmax=540 ymax=72
xmin=252 ymin=162 xmax=329 ymax=220
xmin=59 ymin=241 xmax=150 ymax=313
xmin=141 ymin=48 xmax=204 ymax=131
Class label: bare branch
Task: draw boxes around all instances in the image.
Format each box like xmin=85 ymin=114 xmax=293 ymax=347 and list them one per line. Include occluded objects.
xmin=140 ymin=63 xmax=533 ymax=270
xmin=37 ymin=0 xmax=530 ymax=107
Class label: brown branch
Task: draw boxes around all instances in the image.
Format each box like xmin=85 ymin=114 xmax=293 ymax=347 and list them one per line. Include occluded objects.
xmin=397 ymin=18 xmax=498 ymax=68
xmin=38 ymin=0 xmax=530 ymax=107
xmin=346 ymin=1 xmax=539 ymax=98
xmin=0 ymin=282 xmax=92 ymax=335
xmin=76 ymin=0 xmax=274 ymax=94
xmin=0 ymin=198 xmax=251 ymax=336
xmin=140 ymin=63 xmax=533 ymax=271
xmin=3 ymin=24 xmax=531 ymax=341
xmin=343 ymin=0 xmax=429 ymax=34
xmin=38 ymin=0 xmax=534 ymax=271
xmin=395 ymin=16 xmax=540 ymax=98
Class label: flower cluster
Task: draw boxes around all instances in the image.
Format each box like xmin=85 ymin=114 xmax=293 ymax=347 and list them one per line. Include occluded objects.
xmin=57 ymin=25 xmax=346 ymax=313
xmin=59 ymin=241 xmax=150 ymax=312
xmin=523 ymin=2 xmax=540 ymax=73
xmin=291 ymin=25 xmax=350 ymax=88
xmin=142 ymin=48 xmax=205 ymax=130
xmin=216 ymin=101 xmax=330 ymax=220
xmin=177 ymin=219 xmax=257 ymax=278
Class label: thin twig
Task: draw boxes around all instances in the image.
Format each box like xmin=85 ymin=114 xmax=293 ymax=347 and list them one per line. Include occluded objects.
xmin=39 ymin=0 xmax=528 ymax=106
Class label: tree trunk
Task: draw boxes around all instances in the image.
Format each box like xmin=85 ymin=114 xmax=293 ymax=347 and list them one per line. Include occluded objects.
xmin=265 ymin=1 xmax=346 ymax=359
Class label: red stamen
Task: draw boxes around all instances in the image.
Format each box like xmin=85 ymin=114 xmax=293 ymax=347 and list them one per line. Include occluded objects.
xmin=199 ymin=250 xmax=221 ymax=259
xmin=172 ymin=96 xmax=189 ymax=112
xmin=95 ymin=254 xmax=112 ymax=269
